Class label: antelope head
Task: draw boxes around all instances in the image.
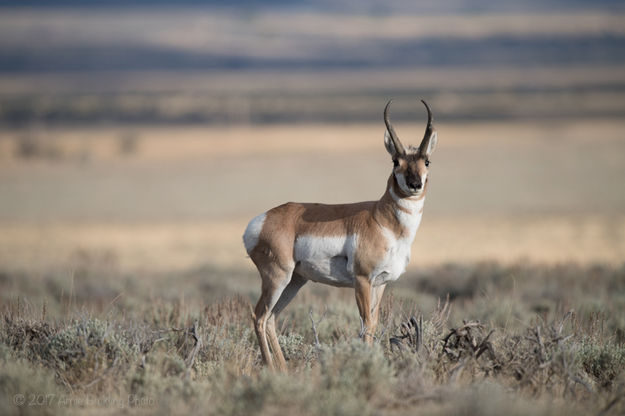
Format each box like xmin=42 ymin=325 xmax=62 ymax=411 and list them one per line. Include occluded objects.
xmin=384 ymin=99 xmax=438 ymax=197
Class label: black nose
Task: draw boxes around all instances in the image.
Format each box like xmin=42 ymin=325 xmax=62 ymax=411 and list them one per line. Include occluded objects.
xmin=409 ymin=181 xmax=422 ymax=190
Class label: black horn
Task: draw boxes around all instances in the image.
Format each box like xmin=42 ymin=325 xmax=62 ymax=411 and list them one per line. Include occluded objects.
xmin=419 ymin=99 xmax=436 ymax=155
xmin=384 ymin=100 xmax=406 ymax=156
xmin=421 ymin=99 xmax=434 ymax=141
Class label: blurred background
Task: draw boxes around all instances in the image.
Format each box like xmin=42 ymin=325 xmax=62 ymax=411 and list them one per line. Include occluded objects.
xmin=0 ymin=0 xmax=624 ymax=301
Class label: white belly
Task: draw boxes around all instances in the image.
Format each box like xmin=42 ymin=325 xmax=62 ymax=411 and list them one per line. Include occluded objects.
xmin=294 ymin=234 xmax=357 ymax=287
xmin=292 ymin=230 xmax=414 ymax=288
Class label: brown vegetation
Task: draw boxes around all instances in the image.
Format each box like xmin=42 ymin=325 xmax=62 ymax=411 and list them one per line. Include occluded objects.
xmin=1 ymin=262 xmax=624 ymax=415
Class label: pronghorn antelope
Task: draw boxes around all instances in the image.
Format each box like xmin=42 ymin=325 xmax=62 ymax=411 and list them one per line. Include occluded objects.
xmin=243 ymin=100 xmax=438 ymax=370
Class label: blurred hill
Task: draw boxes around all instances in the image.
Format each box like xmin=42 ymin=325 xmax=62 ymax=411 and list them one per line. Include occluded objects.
xmin=0 ymin=2 xmax=624 ymax=124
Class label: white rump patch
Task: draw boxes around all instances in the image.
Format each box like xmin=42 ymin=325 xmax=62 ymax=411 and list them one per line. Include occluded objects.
xmin=243 ymin=212 xmax=266 ymax=254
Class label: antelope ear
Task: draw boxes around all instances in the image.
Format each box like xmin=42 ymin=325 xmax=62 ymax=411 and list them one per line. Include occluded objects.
xmin=384 ymin=130 xmax=398 ymax=157
xmin=420 ymin=131 xmax=437 ymax=158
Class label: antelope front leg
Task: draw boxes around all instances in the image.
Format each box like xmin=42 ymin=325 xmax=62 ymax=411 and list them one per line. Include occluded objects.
xmin=354 ymin=275 xmax=374 ymax=344
xmin=370 ymin=284 xmax=386 ymax=337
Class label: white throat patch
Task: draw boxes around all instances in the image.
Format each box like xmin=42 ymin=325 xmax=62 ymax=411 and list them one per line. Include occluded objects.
xmin=388 ymin=185 xmax=424 ymax=239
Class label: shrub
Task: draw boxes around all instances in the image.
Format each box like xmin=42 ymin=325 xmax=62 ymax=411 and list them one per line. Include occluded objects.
xmin=578 ymin=338 xmax=625 ymax=388
xmin=320 ymin=339 xmax=393 ymax=400
xmin=42 ymin=318 xmax=138 ymax=388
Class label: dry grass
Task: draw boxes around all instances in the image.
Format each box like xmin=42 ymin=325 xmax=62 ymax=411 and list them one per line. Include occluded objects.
xmin=1 ymin=262 xmax=624 ymax=415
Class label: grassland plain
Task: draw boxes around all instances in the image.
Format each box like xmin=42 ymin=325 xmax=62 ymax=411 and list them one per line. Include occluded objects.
xmin=0 ymin=120 xmax=624 ymax=414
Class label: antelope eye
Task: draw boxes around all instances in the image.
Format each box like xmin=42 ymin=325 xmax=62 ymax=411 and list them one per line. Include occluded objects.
xmin=393 ymin=159 xmax=399 ymax=167
xmin=425 ymin=160 xmax=430 ymax=167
